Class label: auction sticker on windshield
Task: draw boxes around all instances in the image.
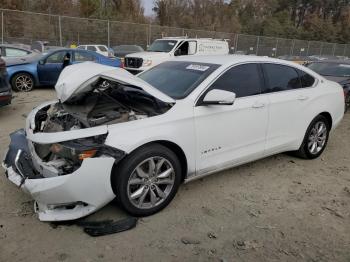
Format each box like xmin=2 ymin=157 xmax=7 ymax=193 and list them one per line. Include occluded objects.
xmin=186 ymin=64 xmax=210 ymax=71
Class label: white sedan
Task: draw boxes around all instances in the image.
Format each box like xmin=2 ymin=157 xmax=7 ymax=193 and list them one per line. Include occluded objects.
xmin=2 ymin=56 xmax=344 ymax=221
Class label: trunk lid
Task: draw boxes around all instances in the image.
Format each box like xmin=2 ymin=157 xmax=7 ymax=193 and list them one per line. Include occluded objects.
xmin=55 ymin=62 xmax=175 ymax=104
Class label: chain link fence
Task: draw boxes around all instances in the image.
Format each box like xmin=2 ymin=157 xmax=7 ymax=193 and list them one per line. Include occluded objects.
xmin=1 ymin=8 xmax=350 ymax=58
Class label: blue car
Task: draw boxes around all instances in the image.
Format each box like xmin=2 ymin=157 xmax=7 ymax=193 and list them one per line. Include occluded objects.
xmin=7 ymin=48 xmax=121 ymax=92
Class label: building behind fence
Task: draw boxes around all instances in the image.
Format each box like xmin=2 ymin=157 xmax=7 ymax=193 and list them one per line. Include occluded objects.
xmin=1 ymin=8 xmax=349 ymax=58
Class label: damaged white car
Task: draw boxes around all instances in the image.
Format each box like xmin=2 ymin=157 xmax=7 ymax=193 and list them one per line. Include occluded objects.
xmin=2 ymin=56 xmax=344 ymax=222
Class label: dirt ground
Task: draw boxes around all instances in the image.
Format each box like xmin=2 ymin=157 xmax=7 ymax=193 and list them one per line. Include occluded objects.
xmin=0 ymin=89 xmax=349 ymax=262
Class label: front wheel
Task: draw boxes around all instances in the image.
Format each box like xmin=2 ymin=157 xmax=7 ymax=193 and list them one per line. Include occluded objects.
xmin=295 ymin=115 xmax=330 ymax=159
xmin=11 ymin=73 xmax=34 ymax=92
xmin=112 ymin=144 xmax=182 ymax=216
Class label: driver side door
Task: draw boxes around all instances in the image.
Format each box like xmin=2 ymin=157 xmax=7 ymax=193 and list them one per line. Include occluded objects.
xmin=37 ymin=50 xmax=71 ymax=85
xmin=194 ymin=63 xmax=269 ymax=175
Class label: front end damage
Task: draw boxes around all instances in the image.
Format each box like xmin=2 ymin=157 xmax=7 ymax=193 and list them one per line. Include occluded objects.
xmin=3 ymin=127 xmax=125 ymax=221
xmin=2 ymin=63 xmax=174 ymax=221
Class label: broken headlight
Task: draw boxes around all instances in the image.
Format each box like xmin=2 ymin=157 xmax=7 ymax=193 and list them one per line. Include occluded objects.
xmin=47 ymin=135 xmax=125 ymax=163
xmin=49 ymin=143 xmax=97 ymax=161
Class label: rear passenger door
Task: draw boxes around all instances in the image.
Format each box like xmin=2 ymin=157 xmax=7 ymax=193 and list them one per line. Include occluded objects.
xmin=194 ymin=63 xmax=269 ymax=174
xmin=261 ymin=63 xmax=316 ymax=154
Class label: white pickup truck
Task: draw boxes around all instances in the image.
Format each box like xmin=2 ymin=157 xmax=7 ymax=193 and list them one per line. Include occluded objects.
xmin=124 ymin=37 xmax=229 ymax=74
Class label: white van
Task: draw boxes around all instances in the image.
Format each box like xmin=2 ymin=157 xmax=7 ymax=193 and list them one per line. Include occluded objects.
xmin=124 ymin=37 xmax=229 ymax=73
xmin=77 ymin=45 xmax=112 ymax=57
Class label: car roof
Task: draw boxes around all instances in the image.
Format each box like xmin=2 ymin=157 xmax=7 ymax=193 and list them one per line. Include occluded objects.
xmin=160 ymin=37 xmax=228 ymax=42
xmin=307 ymin=59 xmax=350 ymax=64
xmin=44 ymin=48 xmax=101 ymax=57
xmin=174 ymin=55 xmax=297 ymax=66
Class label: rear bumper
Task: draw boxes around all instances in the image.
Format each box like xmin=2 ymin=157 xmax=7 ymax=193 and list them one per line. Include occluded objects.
xmin=2 ymin=129 xmax=116 ymax=222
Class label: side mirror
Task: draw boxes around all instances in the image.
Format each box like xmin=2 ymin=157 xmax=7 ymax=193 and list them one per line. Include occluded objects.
xmin=38 ymin=59 xmax=45 ymax=65
xmin=201 ymin=89 xmax=236 ymax=106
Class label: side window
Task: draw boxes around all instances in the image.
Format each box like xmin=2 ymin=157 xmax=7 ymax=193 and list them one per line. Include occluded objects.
xmin=188 ymin=41 xmax=197 ymax=55
xmin=87 ymin=46 xmax=97 ymax=51
xmin=5 ymin=47 xmax=29 ymax=57
xmin=98 ymin=45 xmax=107 ymax=52
xmin=175 ymin=41 xmax=189 ymax=56
xmin=297 ymin=69 xmax=315 ymax=88
xmin=263 ymin=64 xmax=301 ymax=93
xmin=74 ymin=51 xmax=96 ymax=62
xmin=209 ymin=64 xmax=262 ymax=98
xmin=46 ymin=51 xmax=68 ymax=63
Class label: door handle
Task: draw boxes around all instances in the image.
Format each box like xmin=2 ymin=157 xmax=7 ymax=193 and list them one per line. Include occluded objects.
xmin=252 ymin=102 xmax=266 ymax=109
xmin=298 ymin=95 xmax=309 ymax=101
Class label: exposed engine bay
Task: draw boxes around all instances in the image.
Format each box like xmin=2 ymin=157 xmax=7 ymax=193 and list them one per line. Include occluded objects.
xmin=34 ymin=78 xmax=172 ymax=133
xmin=29 ymin=78 xmax=172 ymax=174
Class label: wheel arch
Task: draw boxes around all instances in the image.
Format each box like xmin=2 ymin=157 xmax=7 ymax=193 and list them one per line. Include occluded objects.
xmin=319 ymin=111 xmax=333 ymax=130
xmin=111 ymin=140 xmax=188 ymax=186
xmin=10 ymin=71 xmax=38 ymax=87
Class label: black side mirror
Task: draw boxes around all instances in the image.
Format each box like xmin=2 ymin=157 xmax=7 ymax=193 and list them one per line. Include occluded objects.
xmin=38 ymin=60 xmax=45 ymax=65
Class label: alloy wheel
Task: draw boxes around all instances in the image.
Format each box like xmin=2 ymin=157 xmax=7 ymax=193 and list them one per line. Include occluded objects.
xmin=127 ymin=156 xmax=175 ymax=209
xmin=307 ymin=121 xmax=327 ymax=155
xmin=15 ymin=75 xmax=33 ymax=92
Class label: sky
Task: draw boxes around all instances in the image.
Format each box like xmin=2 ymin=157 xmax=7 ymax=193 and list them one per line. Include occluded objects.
xmin=141 ymin=0 xmax=154 ymax=16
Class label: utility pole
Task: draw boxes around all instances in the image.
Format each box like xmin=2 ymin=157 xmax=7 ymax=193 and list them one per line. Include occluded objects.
xmin=1 ymin=12 xmax=3 ymax=45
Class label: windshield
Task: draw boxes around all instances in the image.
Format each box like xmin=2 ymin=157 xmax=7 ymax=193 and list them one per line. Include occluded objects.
xmin=138 ymin=61 xmax=220 ymax=99
xmin=307 ymin=62 xmax=350 ymax=77
xmin=148 ymin=40 xmax=178 ymax=52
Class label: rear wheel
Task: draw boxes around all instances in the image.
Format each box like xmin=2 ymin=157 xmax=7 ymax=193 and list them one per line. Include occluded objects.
xmin=11 ymin=73 xmax=34 ymax=92
xmin=112 ymin=144 xmax=181 ymax=216
xmin=295 ymin=115 xmax=330 ymax=159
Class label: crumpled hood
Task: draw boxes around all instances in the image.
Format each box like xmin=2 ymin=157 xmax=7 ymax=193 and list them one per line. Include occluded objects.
xmin=125 ymin=51 xmax=171 ymax=60
xmin=55 ymin=62 xmax=175 ymax=103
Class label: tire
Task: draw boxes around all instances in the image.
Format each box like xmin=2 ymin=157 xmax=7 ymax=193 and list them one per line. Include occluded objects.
xmin=295 ymin=115 xmax=330 ymax=159
xmin=112 ymin=143 xmax=182 ymax=216
xmin=11 ymin=73 xmax=34 ymax=92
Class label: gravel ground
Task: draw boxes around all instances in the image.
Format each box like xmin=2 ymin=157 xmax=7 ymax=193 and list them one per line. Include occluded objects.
xmin=0 ymin=89 xmax=349 ymax=262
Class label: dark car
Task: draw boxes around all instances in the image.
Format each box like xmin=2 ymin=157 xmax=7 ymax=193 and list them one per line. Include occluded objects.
xmin=6 ymin=48 xmax=121 ymax=92
xmin=306 ymin=60 xmax=350 ymax=112
xmin=0 ymin=57 xmax=12 ymax=107
xmin=112 ymin=45 xmax=144 ymax=58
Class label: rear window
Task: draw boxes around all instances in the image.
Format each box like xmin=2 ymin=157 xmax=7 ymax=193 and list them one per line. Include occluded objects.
xmin=307 ymin=62 xmax=350 ymax=77
xmin=138 ymin=61 xmax=219 ymax=99
xmin=297 ymin=69 xmax=315 ymax=88
xmin=74 ymin=51 xmax=96 ymax=62
xmin=262 ymin=64 xmax=302 ymax=93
